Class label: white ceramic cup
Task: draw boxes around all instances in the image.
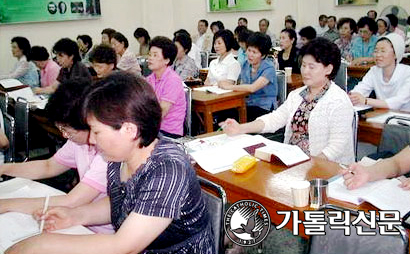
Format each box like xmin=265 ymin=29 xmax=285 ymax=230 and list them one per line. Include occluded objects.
xmin=291 ymin=180 xmax=310 ymax=207
xmin=284 ymin=67 xmax=292 ymax=76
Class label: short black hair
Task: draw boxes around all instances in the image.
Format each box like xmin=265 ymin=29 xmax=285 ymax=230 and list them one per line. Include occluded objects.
xmin=199 ymin=19 xmax=209 ymax=27
xmin=407 ymin=16 xmax=410 ymax=26
xmin=149 ymin=36 xmax=177 ymax=65
xmin=386 ymin=14 xmax=399 ymax=28
xmin=299 ymin=26 xmax=317 ymax=40
xmin=89 ymin=44 xmax=117 ymax=66
xmin=111 ymin=32 xmax=129 ymax=48
xmin=83 ymin=72 xmax=161 ymax=148
xmin=237 ymin=29 xmax=253 ymax=44
xmin=76 ymin=35 xmax=93 ymax=51
xmin=238 ymin=17 xmax=248 ymax=24
xmin=101 ymin=28 xmax=116 ymax=40
xmin=234 ymin=25 xmax=248 ymax=36
xmin=11 ymin=37 xmax=31 ymax=59
xmin=174 ymin=29 xmax=191 ymax=38
xmin=133 ymin=27 xmax=151 ymax=43
xmin=300 ymin=37 xmax=341 ymax=80
xmin=210 ymin=21 xmax=225 ymax=31
xmin=337 ymin=17 xmax=357 ymax=34
xmin=52 ymin=38 xmax=81 ymax=63
xmin=247 ymin=32 xmax=272 ymax=57
xmin=30 ymin=46 xmax=49 ymax=61
xmin=46 ymin=78 xmax=91 ymax=130
xmin=173 ymin=33 xmax=192 ymax=54
xmin=328 ymin=16 xmax=337 ymax=22
xmin=319 ymin=14 xmax=327 ymax=21
xmin=214 ymin=29 xmax=239 ymax=51
xmin=259 ymin=18 xmax=270 ymax=26
xmin=285 ymin=19 xmax=296 ymax=29
xmin=357 ymin=16 xmax=377 ymax=34
xmin=367 ymin=10 xmax=377 ymax=19
xmin=281 ymin=28 xmax=297 ymax=47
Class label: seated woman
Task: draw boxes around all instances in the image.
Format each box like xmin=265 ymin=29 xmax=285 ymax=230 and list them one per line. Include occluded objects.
xmin=6 ymin=73 xmax=214 ymax=254
xmin=334 ymin=18 xmax=357 ymax=61
xmin=0 ymin=78 xmax=112 ymax=234
xmin=218 ymin=32 xmax=277 ymax=121
xmin=349 ymin=33 xmax=410 ymax=112
xmin=89 ymin=44 xmax=117 ymax=79
xmin=172 ymin=33 xmax=199 ymax=80
xmin=111 ymin=32 xmax=141 ymax=76
xmin=146 ymin=36 xmax=186 ymax=138
xmin=30 ymin=46 xmax=61 ymax=88
xmin=77 ymin=35 xmax=93 ymax=66
xmin=351 ymin=17 xmax=378 ymax=66
xmin=278 ymin=28 xmax=300 ymax=74
xmin=34 ymin=38 xmax=92 ymax=94
xmin=220 ymin=38 xmax=355 ymax=165
xmin=204 ymin=29 xmax=241 ymax=86
xmin=0 ymin=37 xmax=39 ymax=88
xmin=376 ymin=17 xmax=390 ymax=37
xmin=133 ymin=27 xmax=151 ymax=56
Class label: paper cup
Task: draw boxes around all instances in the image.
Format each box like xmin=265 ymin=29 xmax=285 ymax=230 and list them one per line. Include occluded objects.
xmin=291 ymin=180 xmax=310 ymax=207
xmin=285 ymin=67 xmax=292 ymax=76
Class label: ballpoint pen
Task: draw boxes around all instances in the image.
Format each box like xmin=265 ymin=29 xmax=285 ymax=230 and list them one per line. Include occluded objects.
xmin=39 ymin=195 xmax=50 ymax=233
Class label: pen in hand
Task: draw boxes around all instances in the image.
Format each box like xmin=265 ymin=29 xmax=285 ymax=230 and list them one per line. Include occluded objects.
xmin=217 ymin=123 xmax=227 ymax=132
xmin=39 ymin=195 xmax=50 ymax=233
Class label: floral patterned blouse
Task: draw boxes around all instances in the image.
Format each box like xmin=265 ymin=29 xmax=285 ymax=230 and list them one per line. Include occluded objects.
xmin=289 ymin=83 xmax=330 ymax=155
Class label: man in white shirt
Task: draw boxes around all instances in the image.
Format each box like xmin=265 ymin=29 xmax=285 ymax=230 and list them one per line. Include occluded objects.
xmin=259 ymin=18 xmax=276 ymax=46
xmin=192 ymin=19 xmax=213 ymax=52
xmin=315 ymin=14 xmax=328 ymax=37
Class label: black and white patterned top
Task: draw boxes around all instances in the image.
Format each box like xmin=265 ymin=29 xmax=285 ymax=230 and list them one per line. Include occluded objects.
xmin=108 ymin=138 xmax=214 ymax=253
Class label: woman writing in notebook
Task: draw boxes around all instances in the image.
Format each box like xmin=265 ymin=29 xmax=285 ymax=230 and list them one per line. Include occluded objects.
xmin=6 ymin=73 xmax=214 ymax=254
xmin=220 ymin=38 xmax=355 ymax=165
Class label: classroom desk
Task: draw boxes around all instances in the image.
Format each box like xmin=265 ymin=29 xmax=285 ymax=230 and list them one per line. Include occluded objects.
xmin=287 ymin=74 xmax=304 ymax=94
xmin=192 ymin=90 xmax=249 ymax=133
xmin=195 ymin=154 xmax=379 ymax=238
xmin=347 ymin=64 xmax=373 ymax=79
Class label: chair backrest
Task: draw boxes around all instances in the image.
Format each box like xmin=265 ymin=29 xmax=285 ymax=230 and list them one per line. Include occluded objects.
xmin=334 ymin=59 xmax=348 ymax=92
xmin=352 ymin=111 xmax=359 ymax=161
xmin=15 ymin=97 xmax=30 ymax=162
xmin=137 ymin=56 xmax=152 ymax=77
xmin=308 ymin=204 xmax=409 ymax=254
xmin=200 ymin=51 xmax=209 ymax=68
xmin=197 ymin=176 xmax=227 ymax=254
xmin=276 ymin=70 xmax=287 ymax=107
xmin=0 ymin=91 xmax=9 ymax=115
xmin=183 ymin=83 xmax=192 ymax=136
xmin=3 ymin=112 xmax=15 ymax=163
xmin=377 ymin=116 xmax=410 ymax=156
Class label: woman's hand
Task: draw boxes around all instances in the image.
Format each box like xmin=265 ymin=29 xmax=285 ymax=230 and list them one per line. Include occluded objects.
xmin=348 ymin=92 xmax=365 ymax=105
xmin=33 ymin=206 xmax=77 ymax=232
xmin=33 ymin=87 xmax=44 ymax=95
xmin=218 ymin=82 xmax=233 ymax=90
xmin=219 ymin=118 xmax=241 ymax=136
xmin=342 ymin=163 xmax=371 ymax=190
xmin=398 ymin=177 xmax=410 ymax=190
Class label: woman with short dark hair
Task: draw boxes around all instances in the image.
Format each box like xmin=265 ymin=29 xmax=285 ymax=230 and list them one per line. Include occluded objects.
xmin=172 ymin=33 xmax=199 ymax=80
xmin=221 ymin=38 xmax=355 ymax=165
xmin=351 ymin=17 xmax=378 ymax=66
xmin=6 ymin=73 xmax=214 ymax=254
xmin=133 ymin=27 xmax=151 ymax=56
xmin=278 ymin=28 xmax=300 ymax=73
xmin=334 ymin=17 xmax=357 ymax=61
xmin=77 ymin=34 xmax=93 ymax=65
xmin=111 ymin=32 xmax=141 ymax=76
xmin=146 ymin=36 xmax=186 ymax=138
xmin=0 ymin=36 xmax=39 ymax=88
xmin=30 ymin=46 xmax=61 ymax=88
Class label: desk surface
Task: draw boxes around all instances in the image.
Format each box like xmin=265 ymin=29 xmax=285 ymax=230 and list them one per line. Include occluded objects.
xmin=192 ymin=89 xmax=249 ymax=104
xmin=347 ymin=64 xmax=373 ymax=79
xmin=286 ymin=74 xmax=304 ymax=94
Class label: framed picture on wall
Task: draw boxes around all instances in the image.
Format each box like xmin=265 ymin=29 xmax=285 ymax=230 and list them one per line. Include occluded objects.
xmin=336 ymin=0 xmax=378 ymax=6
xmin=0 ymin=0 xmax=101 ymax=24
xmin=207 ymin=0 xmax=273 ymax=12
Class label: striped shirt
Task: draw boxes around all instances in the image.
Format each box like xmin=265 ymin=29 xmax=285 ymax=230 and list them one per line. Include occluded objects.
xmin=108 ymin=138 xmax=214 ymax=253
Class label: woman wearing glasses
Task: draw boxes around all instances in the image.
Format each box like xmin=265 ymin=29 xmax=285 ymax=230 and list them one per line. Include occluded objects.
xmin=351 ymin=17 xmax=378 ymax=66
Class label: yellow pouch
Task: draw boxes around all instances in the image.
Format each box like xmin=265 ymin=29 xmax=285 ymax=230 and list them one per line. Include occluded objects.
xmin=231 ymin=155 xmax=257 ymax=173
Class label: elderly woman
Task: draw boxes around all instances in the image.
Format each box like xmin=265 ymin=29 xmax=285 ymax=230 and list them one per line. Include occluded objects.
xmin=218 ymin=32 xmax=277 ymax=121
xmin=133 ymin=27 xmax=151 ymax=56
xmin=146 ymin=36 xmax=186 ymax=138
xmin=376 ymin=17 xmax=390 ymax=37
xmin=30 ymin=46 xmax=61 ymax=88
xmin=221 ymin=38 xmax=355 ymax=165
xmin=204 ymin=29 xmax=241 ymax=86
xmin=351 ymin=17 xmax=378 ymax=66
xmin=172 ymin=33 xmax=199 ymax=80
xmin=5 ymin=73 xmax=214 ymax=254
xmin=278 ymin=28 xmax=300 ymax=73
xmin=111 ymin=32 xmax=141 ymax=76
xmin=334 ymin=18 xmax=357 ymax=61
xmin=0 ymin=37 xmax=39 ymax=88
xmin=349 ymin=33 xmax=410 ymax=112
xmin=77 ymin=35 xmax=93 ymax=66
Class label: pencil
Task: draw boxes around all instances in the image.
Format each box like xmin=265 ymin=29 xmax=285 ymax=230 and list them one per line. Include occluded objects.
xmin=39 ymin=195 xmax=50 ymax=233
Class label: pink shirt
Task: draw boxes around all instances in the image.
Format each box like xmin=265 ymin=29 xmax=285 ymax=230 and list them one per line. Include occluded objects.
xmin=146 ymin=67 xmax=186 ymax=136
xmin=40 ymin=60 xmax=60 ymax=87
xmin=54 ymin=140 xmax=113 ymax=234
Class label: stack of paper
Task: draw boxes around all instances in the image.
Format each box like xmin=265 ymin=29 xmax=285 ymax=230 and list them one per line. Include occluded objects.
xmin=366 ymin=112 xmax=410 ymax=124
xmin=193 ymin=86 xmax=232 ymax=94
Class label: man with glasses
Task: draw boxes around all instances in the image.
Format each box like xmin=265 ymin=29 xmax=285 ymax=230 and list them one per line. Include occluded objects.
xmin=0 ymin=78 xmax=113 ymax=234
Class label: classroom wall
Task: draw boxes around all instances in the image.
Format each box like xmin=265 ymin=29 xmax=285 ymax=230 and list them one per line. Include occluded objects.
xmin=1 ymin=0 xmax=409 ymax=72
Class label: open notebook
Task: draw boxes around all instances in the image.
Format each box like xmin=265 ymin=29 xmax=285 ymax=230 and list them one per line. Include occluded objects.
xmin=0 ymin=178 xmax=93 ymax=253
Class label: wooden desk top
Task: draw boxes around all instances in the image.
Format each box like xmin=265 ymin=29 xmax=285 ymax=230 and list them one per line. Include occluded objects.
xmin=192 ymin=90 xmax=249 ymax=105
xmin=287 ymin=74 xmax=304 ymax=93
xmin=347 ymin=64 xmax=373 ymax=79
